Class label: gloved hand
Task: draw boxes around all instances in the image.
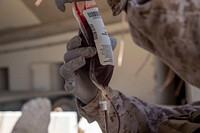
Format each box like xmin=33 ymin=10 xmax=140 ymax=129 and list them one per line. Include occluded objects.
xmin=60 ymin=35 xmax=116 ymax=104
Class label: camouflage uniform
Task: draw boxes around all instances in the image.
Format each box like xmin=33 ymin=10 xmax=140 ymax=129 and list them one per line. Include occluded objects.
xmin=77 ymin=88 xmax=200 ymax=133
xmin=76 ymin=0 xmax=200 ymax=132
xmin=107 ymin=0 xmax=200 ymax=88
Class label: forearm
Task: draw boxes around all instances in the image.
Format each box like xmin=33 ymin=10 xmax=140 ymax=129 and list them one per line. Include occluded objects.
xmin=77 ymin=88 xmax=152 ymax=132
xmin=76 ymin=89 xmax=123 ymax=132
xmin=172 ymin=101 xmax=200 ymax=114
xmin=76 ymin=87 xmax=200 ymax=133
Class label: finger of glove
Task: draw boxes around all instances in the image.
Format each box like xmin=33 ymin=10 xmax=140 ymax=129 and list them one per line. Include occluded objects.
xmin=55 ymin=0 xmax=67 ymax=12
xmin=64 ymin=47 xmax=96 ymax=63
xmin=62 ymin=56 xmax=86 ymax=72
xmin=60 ymin=63 xmax=80 ymax=93
xmin=67 ymin=35 xmax=82 ymax=50
xmin=67 ymin=35 xmax=116 ymax=50
xmin=110 ymin=37 xmax=117 ymax=50
xmin=60 ymin=57 xmax=86 ymax=92
xmin=55 ymin=0 xmax=89 ymax=12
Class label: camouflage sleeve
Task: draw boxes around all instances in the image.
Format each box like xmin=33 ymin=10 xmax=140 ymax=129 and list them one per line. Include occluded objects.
xmin=106 ymin=0 xmax=151 ymax=16
xmin=173 ymin=101 xmax=200 ymax=114
xmin=76 ymin=87 xmax=198 ymax=133
xmin=107 ymin=0 xmax=200 ymax=87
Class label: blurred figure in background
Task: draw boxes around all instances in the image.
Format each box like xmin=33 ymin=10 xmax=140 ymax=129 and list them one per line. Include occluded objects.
xmin=12 ymin=98 xmax=51 ymax=133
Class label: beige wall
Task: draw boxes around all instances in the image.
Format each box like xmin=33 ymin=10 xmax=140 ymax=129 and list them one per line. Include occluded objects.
xmin=110 ymin=34 xmax=156 ymax=103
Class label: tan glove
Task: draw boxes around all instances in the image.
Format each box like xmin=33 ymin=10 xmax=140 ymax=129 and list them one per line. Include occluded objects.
xmin=60 ymin=35 xmax=116 ymax=104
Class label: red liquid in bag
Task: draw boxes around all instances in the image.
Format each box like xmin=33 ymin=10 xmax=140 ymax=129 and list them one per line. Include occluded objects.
xmin=73 ymin=1 xmax=114 ymax=87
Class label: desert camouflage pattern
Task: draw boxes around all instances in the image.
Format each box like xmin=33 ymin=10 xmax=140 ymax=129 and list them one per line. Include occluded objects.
xmin=108 ymin=0 xmax=200 ymax=88
xmin=77 ymin=88 xmax=200 ymax=133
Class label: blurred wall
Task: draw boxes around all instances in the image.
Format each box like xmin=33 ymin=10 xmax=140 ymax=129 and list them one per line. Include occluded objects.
xmin=111 ymin=34 xmax=156 ymax=102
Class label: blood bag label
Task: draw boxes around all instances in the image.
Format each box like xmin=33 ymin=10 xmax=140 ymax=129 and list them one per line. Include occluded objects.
xmin=87 ymin=11 xmax=100 ymax=18
xmin=83 ymin=8 xmax=114 ymax=66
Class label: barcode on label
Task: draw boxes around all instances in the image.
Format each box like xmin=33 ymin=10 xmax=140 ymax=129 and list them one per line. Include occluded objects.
xmin=87 ymin=11 xmax=100 ymax=18
xmin=90 ymin=24 xmax=98 ymax=40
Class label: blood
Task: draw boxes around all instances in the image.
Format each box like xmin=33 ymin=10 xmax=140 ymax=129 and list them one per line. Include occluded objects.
xmin=74 ymin=2 xmax=114 ymax=87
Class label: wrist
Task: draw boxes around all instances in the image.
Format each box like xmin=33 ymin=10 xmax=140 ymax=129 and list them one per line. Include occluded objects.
xmin=76 ymin=87 xmax=99 ymax=104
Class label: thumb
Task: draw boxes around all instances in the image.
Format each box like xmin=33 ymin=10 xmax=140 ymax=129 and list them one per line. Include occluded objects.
xmin=55 ymin=0 xmax=88 ymax=12
xmin=55 ymin=0 xmax=70 ymax=12
xmin=60 ymin=64 xmax=77 ymax=93
xmin=110 ymin=37 xmax=117 ymax=50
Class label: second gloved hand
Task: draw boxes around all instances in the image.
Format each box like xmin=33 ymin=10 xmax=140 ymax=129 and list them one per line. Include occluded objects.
xmin=60 ymin=35 xmax=116 ymax=104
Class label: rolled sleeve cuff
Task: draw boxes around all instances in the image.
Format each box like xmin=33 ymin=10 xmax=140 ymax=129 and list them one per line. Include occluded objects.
xmin=76 ymin=90 xmax=101 ymax=123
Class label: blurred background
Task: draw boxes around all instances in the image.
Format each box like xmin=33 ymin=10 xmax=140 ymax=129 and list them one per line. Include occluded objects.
xmin=0 ymin=0 xmax=200 ymax=133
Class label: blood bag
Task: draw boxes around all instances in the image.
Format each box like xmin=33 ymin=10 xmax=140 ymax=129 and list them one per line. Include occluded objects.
xmin=73 ymin=0 xmax=114 ymax=87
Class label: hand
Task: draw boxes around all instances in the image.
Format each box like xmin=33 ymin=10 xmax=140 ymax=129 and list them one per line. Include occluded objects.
xmin=60 ymin=35 xmax=116 ymax=104
xmin=55 ymin=0 xmax=88 ymax=12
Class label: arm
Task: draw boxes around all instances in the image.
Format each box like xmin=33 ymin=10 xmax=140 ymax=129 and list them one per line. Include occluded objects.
xmin=60 ymin=35 xmax=200 ymax=133
xmin=77 ymin=85 xmax=200 ymax=133
xmin=76 ymin=87 xmax=199 ymax=133
xmin=76 ymin=88 xmax=151 ymax=133
xmin=113 ymin=0 xmax=200 ymax=88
